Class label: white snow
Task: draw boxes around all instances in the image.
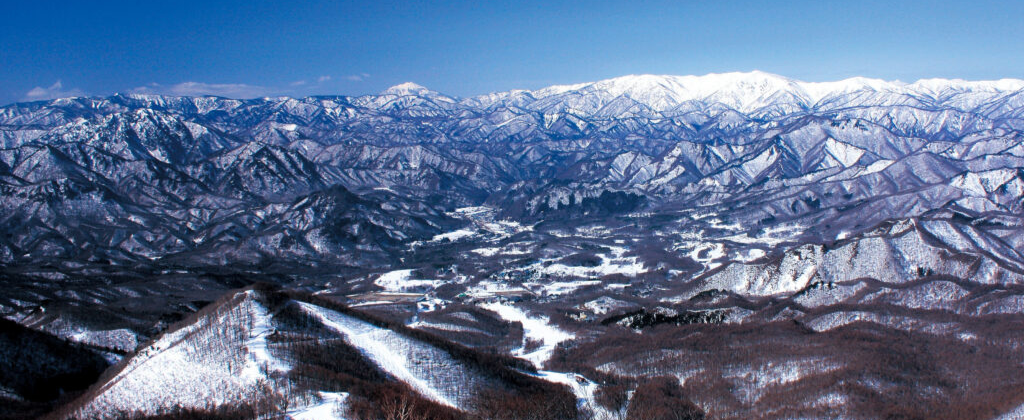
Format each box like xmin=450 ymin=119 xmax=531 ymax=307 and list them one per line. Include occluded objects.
xmin=994 ymin=403 xmax=1024 ymax=420
xmin=735 ymin=248 xmax=767 ymax=262
xmin=299 ymin=302 xmax=478 ymax=408
xmin=537 ymin=259 xmax=645 ymax=278
xmin=720 ymin=223 xmax=805 ymax=248
xmin=529 ymin=246 xmax=647 ymax=279
xmin=72 ymin=290 xmax=289 ymax=418
xmin=514 ymin=71 xmax=1024 ymax=116
xmin=861 ymin=159 xmax=893 ymax=175
xmin=687 ymin=242 xmax=726 ymax=268
xmin=793 ymin=282 xmax=867 ymax=308
xmin=482 ymin=302 xmax=574 ymax=368
xmin=532 ymin=371 xmax=613 ymax=418
xmin=382 ymin=82 xmax=433 ymax=96
xmin=824 ymin=138 xmax=865 ymax=167
xmin=707 ymin=218 xmax=743 ymax=231
xmin=740 ymin=147 xmax=778 ymax=179
xmin=727 ymin=359 xmax=844 ymax=405
xmin=417 ymin=206 xmax=534 ymax=248
xmin=471 ymin=247 xmax=500 ymax=257
xmin=533 ymin=280 xmax=603 ymax=296
xmin=582 ymin=296 xmax=633 ymax=315
xmin=374 ymin=269 xmax=440 ymax=292
xmin=805 ymin=310 xmax=961 ymax=335
xmin=407 ymin=321 xmax=480 ymax=334
xmin=242 ymin=299 xmax=290 ymax=381
xmin=432 ymin=228 xmax=477 ymax=242
xmin=701 ymin=244 xmax=821 ymax=297
xmin=463 ymin=280 xmax=531 ymax=299
xmin=288 ymin=392 xmax=349 ymax=420
xmin=862 ymin=281 xmax=969 ymax=311
xmin=951 ymin=172 xmax=990 ymax=197
xmin=65 ymin=328 xmax=139 ymax=353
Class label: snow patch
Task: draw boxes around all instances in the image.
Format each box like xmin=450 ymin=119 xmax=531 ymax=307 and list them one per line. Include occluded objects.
xmin=375 ymin=269 xmax=440 ymax=292
xmin=824 ymin=138 xmax=865 ymax=167
xmin=862 ymin=159 xmax=893 ymax=175
xmin=432 ymin=228 xmax=477 ymax=242
xmin=288 ymin=392 xmax=349 ymax=420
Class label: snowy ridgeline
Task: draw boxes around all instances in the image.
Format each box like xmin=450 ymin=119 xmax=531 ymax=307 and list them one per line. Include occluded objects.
xmin=299 ymin=302 xmax=485 ymax=408
xmin=695 ymin=219 xmax=1024 ymax=299
xmin=66 ymin=289 xmax=555 ymax=418
xmin=71 ymin=290 xmax=287 ymax=418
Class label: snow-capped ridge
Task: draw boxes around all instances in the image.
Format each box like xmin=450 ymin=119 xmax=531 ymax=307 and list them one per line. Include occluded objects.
xmin=909 ymin=77 xmax=1024 ymax=93
xmin=68 ymin=288 xmax=289 ymax=418
xmin=514 ymin=71 xmax=1024 ymax=113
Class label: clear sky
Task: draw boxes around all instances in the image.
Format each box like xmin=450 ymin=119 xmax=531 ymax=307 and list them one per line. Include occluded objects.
xmin=4 ymin=0 xmax=1024 ymax=105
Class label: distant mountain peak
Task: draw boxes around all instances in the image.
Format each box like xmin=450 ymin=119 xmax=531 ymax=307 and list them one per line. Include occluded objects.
xmin=382 ymin=82 xmax=433 ymax=96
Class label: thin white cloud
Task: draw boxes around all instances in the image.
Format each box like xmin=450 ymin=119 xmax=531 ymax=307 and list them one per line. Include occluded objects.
xmin=345 ymin=73 xmax=370 ymax=82
xmin=131 ymin=82 xmax=274 ymax=98
xmin=24 ymin=80 xmax=85 ymax=101
xmin=290 ymin=80 xmax=308 ymax=86
xmin=318 ymin=75 xmax=332 ymax=83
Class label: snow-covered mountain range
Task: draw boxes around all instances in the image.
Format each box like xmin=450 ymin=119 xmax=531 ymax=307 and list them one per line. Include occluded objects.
xmin=3 ymin=71 xmax=1023 ymax=266
xmin=5 ymin=72 xmax=1024 ymax=419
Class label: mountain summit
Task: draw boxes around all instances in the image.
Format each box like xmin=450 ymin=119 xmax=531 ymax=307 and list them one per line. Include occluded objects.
xmin=381 ymin=81 xmax=434 ymax=95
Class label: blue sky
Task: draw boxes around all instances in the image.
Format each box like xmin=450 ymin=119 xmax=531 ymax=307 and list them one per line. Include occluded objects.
xmin=3 ymin=0 xmax=1024 ymax=105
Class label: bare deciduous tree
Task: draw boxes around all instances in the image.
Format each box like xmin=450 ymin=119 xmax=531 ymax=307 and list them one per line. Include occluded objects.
xmin=380 ymin=393 xmax=417 ymax=420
